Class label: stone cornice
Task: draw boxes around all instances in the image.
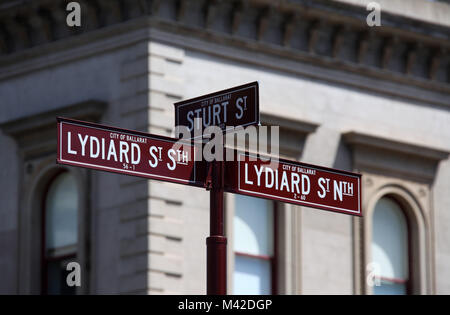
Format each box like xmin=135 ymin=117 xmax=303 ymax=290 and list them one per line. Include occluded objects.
xmin=0 ymin=99 xmax=106 ymax=160
xmin=0 ymin=100 xmax=106 ymax=139
xmin=343 ymin=131 xmax=450 ymax=183
xmin=343 ymin=131 xmax=450 ymax=162
xmin=0 ymin=0 xmax=448 ymax=93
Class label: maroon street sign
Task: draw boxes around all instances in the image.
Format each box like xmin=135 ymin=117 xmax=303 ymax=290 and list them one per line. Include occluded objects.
xmin=57 ymin=118 xmax=204 ymax=187
xmin=174 ymin=81 xmax=259 ymax=139
xmin=225 ymin=151 xmax=362 ymax=216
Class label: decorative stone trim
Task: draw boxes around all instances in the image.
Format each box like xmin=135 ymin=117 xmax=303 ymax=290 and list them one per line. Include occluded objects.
xmin=0 ymin=100 xmax=105 ymax=137
xmin=0 ymin=100 xmax=106 ymax=160
xmin=0 ymin=0 xmax=448 ymax=87
xmin=343 ymin=131 xmax=449 ymax=184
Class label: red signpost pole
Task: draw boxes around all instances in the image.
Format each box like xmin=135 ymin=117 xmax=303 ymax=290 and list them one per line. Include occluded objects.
xmin=206 ymin=159 xmax=227 ymax=295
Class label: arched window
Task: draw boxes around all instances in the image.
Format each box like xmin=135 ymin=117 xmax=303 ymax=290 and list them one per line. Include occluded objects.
xmin=371 ymin=197 xmax=410 ymax=295
xmin=233 ymin=194 xmax=276 ymax=294
xmin=42 ymin=171 xmax=79 ymax=295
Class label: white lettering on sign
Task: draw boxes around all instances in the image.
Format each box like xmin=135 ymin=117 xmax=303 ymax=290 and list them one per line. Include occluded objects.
xmin=184 ymin=96 xmax=251 ymax=132
xmin=245 ymin=163 xmax=254 ymax=185
xmin=238 ymin=156 xmax=360 ymax=216
xmin=318 ymin=177 xmax=326 ymax=198
xmin=174 ymin=82 xmax=259 ymax=140
xmin=245 ymin=164 xmax=311 ymax=195
xmin=131 ymin=143 xmax=140 ymax=165
xmin=58 ymin=119 xmax=200 ymax=187
xmin=78 ymin=134 xmax=88 ymax=156
xmin=67 ymin=132 xmax=77 ymax=155
xmin=90 ymin=136 xmax=100 ymax=158
xmin=186 ymin=101 xmax=231 ymax=131
xmin=333 ymin=180 xmax=354 ymax=202
xmin=120 ymin=141 xmax=129 ymax=163
xmin=149 ymin=145 xmax=159 ymax=168
xmin=235 ymin=96 xmax=247 ymax=119
xmin=66 ymin=133 xmax=191 ymax=172
xmin=167 ymin=149 xmax=177 ymax=171
xmin=107 ymin=139 xmax=117 ymax=161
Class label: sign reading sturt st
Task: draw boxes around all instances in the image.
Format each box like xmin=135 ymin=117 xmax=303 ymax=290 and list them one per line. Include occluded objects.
xmin=57 ymin=118 xmax=203 ymax=187
xmin=225 ymin=152 xmax=362 ymax=216
xmin=174 ymin=81 xmax=259 ymax=139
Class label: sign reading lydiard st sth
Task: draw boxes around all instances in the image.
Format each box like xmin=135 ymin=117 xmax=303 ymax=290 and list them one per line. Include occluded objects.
xmin=174 ymin=81 xmax=259 ymax=139
xmin=57 ymin=118 xmax=203 ymax=187
xmin=225 ymin=152 xmax=362 ymax=216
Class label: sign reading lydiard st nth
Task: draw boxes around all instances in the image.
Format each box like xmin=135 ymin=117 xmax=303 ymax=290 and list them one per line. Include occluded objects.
xmin=225 ymin=152 xmax=362 ymax=216
xmin=174 ymin=81 xmax=259 ymax=139
xmin=57 ymin=118 xmax=203 ymax=187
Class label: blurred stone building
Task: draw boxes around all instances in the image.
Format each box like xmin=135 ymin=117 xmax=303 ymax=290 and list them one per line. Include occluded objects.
xmin=0 ymin=0 xmax=449 ymax=294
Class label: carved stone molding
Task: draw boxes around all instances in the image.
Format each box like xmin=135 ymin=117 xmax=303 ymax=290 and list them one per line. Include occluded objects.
xmin=0 ymin=100 xmax=106 ymax=159
xmin=0 ymin=0 xmax=448 ymax=87
xmin=343 ymin=131 xmax=450 ymax=184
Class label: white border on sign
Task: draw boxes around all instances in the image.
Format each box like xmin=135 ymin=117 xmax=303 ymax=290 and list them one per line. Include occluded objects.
xmin=59 ymin=121 xmax=197 ymax=184
xmin=237 ymin=152 xmax=361 ymax=214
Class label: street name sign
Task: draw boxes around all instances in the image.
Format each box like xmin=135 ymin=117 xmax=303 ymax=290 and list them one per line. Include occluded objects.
xmin=225 ymin=152 xmax=362 ymax=216
xmin=57 ymin=118 xmax=203 ymax=187
xmin=56 ymin=81 xmax=363 ymax=296
xmin=174 ymin=81 xmax=259 ymax=139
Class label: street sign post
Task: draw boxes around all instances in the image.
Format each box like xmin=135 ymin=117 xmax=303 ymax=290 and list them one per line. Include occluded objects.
xmin=174 ymin=82 xmax=259 ymax=294
xmin=174 ymin=81 xmax=259 ymax=139
xmin=206 ymin=160 xmax=226 ymax=295
xmin=225 ymin=151 xmax=362 ymax=216
xmin=57 ymin=117 xmax=204 ymax=187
